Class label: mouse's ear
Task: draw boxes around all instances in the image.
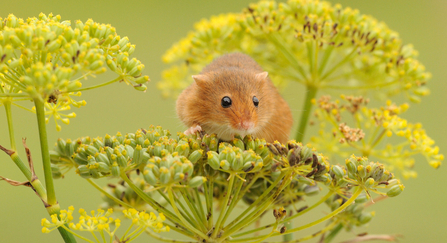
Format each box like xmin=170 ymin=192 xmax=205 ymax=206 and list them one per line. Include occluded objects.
xmin=255 ymin=72 xmax=269 ymax=82
xmin=192 ymin=74 xmax=210 ymax=88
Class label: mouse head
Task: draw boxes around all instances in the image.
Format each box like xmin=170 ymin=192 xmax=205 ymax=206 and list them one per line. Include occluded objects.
xmin=191 ymin=69 xmax=273 ymax=140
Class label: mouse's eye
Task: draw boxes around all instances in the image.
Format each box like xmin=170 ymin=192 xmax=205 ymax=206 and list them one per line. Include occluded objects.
xmin=253 ymin=96 xmax=259 ymax=107
xmin=221 ymin=96 xmax=232 ymax=108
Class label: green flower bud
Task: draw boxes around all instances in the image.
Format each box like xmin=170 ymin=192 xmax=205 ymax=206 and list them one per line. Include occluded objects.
xmin=174 ymin=172 xmax=185 ymax=182
xmin=226 ymin=149 xmax=236 ymax=164
xmin=73 ymin=153 xmax=88 ymax=165
xmin=232 ymin=138 xmax=245 ymax=150
xmin=95 ymin=152 xmax=110 ymax=165
xmin=246 ymin=137 xmax=255 ymax=151
xmin=231 ymin=154 xmax=244 ymax=171
xmin=387 ymin=184 xmax=404 ymax=197
xmin=189 ymin=176 xmax=207 ymax=188
xmin=359 ymin=211 xmax=375 ymax=224
xmin=301 ymin=146 xmax=313 ymax=160
xmin=132 ymin=145 xmax=143 ymax=166
xmin=188 ymin=149 xmax=203 ymax=164
xmin=92 ymin=139 xmax=104 ymax=150
xmin=364 ymin=178 xmax=375 ymax=188
xmin=116 ymin=153 xmax=127 ymax=168
xmin=270 ymin=171 xmax=281 ymax=182
xmin=345 ymin=158 xmax=357 ymax=174
xmin=314 ymin=173 xmax=332 ymax=185
xmin=386 ymin=179 xmax=399 ymax=187
xmin=182 ymin=162 xmax=194 ymax=176
xmin=134 ymin=75 xmax=150 ymax=84
xmin=159 ymin=167 xmax=171 ymax=184
xmin=297 ymin=175 xmax=314 ymax=185
xmin=111 ymin=162 xmax=120 ymax=177
xmin=358 ymin=165 xmax=367 ymax=178
xmin=332 ymin=165 xmax=345 ymax=179
xmin=133 ymin=83 xmax=147 ymax=91
xmin=220 ymin=160 xmax=230 ymax=170
xmin=86 ymin=145 xmax=99 ymax=155
xmin=304 ymin=185 xmax=319 ymax=196
xmin=56 ymin=138 xmax=66 ymax=155
xmin=355 ymin=193 xmax=368 ymax=203
xmin=77 ymin=165 xmax=90 ymax=179
xmin=49 ymin=150 xmax=61 ymax=164
xmin=51 ymin=164 xmax=62 ymax=179
xmin=175 ymin=143 xmax=190 ymax=157
xmin=98 ymin=162 xmax=110 ymax=173
xmin=250 ymin=161 xmax=263 ymax=172
xmin=143 ymin=169 xmax=157 ymax=186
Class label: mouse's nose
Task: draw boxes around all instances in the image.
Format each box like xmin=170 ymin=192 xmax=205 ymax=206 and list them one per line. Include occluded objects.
xmin=240 ymin=120 xmax=254 ymax=130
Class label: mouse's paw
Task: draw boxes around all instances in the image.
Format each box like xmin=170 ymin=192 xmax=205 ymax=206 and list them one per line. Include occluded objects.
xmin=184 ymin=125 xmax=202 ymax=135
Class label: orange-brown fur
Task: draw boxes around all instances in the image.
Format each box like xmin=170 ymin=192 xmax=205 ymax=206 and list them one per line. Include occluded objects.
xmin=176 ymin=53 xmax=293 ymax=144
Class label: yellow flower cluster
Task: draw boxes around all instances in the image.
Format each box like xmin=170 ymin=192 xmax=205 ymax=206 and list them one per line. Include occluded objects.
xmin=0 ymin=13 xmax=148 ymax=131
xmin=311 ymin=95 xmax=443 ymax=179
xmin=122 ymin=208 xmax=170 ymax=233
xmin=41 ymin=206 xmax=168 ymax=242
xmin=159 ymin=0 xmax=430 ymax=103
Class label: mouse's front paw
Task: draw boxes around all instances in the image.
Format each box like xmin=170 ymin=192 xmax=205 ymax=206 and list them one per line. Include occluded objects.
xmin=184 ymin=125 xmax=202 ymax=135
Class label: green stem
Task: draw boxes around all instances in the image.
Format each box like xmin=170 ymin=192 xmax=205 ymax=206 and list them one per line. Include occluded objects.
xmin=219 ymin=175 xmax=245 ymax=228
xmin=212 ymin=174 xmax=236 ymax=238
xmin=145 ymin=228 xmax=196 ymax=243
xmin=34 ymin=99 xmax=77 ymax=243
xmin=167 ymin=189 xmax=209 ymax=240
xmin=223 ymin=172 xmax=285 ymax=233
xmin=295 ymin=85 xmax=318 ymax=142
xmin=234 ymin=187 xmax=363 ymax=242
xmin=34 ymin=98 xmax=57 ymax=205
xmin=69 ymin=76 xmax=123 ymax=92
xmin=232 ymin=190 xmax=334 ymax=238
xmin=119 ymin=173 xmax=187 ymax=233
xmin=320 ymin=47 xmax=357 ymax=81
xmin=221 ymin=171 xmax=293 ymax=240
xmin=282 ymin=205 xmax=293 ymax=242
xmin=323 ymin=223 xmax=344 ymax=243
xmin=59 ymin=225 xmax=92 ymax=243
xmin=180 ymin=188 xmax=207 ymax=232
xmin=203 ymin=176 xmax=214 ymax=229
xmin=3 ymin=100 xmax=16 ymax=150
xmin=86 ymin=179 xmax=133 ymax=208
xmin=0 ymin=93 xmax=30 ymax=97
xmin=370 ymin=129 xmax=387 ymax=149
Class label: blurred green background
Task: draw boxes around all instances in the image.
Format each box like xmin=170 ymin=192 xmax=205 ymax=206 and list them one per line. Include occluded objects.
xmin=0 ymin=0 xmax=446 ymax=242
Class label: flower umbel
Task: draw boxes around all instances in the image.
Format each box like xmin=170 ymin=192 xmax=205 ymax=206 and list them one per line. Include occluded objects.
xmin=49 ymin=125 xmax=404 ymax=242
xmin=42 ymin=206 xmax=168 ymax=242
xmin=159 ymin=0 xmax=430 ymax=103
xmin=311 ymin=95 xmax=443 ymax=178
xmin=0 ymin=13 xmax=149 ymax=131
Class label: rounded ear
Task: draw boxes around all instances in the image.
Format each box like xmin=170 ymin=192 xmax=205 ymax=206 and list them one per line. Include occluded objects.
xmin=192 ymin=74 xmax=210 ymax=88
xmin=255 ymin=72 xmax=269 ymax=81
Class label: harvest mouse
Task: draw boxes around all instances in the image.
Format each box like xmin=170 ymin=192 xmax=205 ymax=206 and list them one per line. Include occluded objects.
xmin=176 ymin=53 xmax=293 ymax=144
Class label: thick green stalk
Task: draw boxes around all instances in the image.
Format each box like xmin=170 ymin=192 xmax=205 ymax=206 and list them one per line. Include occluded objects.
xmin=295 ymin=85 xmax=318 ymax=142
xmin=34 ymin=98 xmax=57 ymax=205
xmin=4 ymin=100 xmax=16 ymax=150
xmin=34 ymin=99 xmax=77 ymax=242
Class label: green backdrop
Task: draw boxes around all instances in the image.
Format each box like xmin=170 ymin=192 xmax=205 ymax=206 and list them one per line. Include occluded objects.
xmin=0 ymin=0 xmax=446 ymax=242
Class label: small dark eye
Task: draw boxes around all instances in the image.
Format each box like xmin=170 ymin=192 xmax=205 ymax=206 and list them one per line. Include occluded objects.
xmin=221 ymin=96 xmax=232 ymax=108
xmin=253 ymin=96 xmax=259 ymax=107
